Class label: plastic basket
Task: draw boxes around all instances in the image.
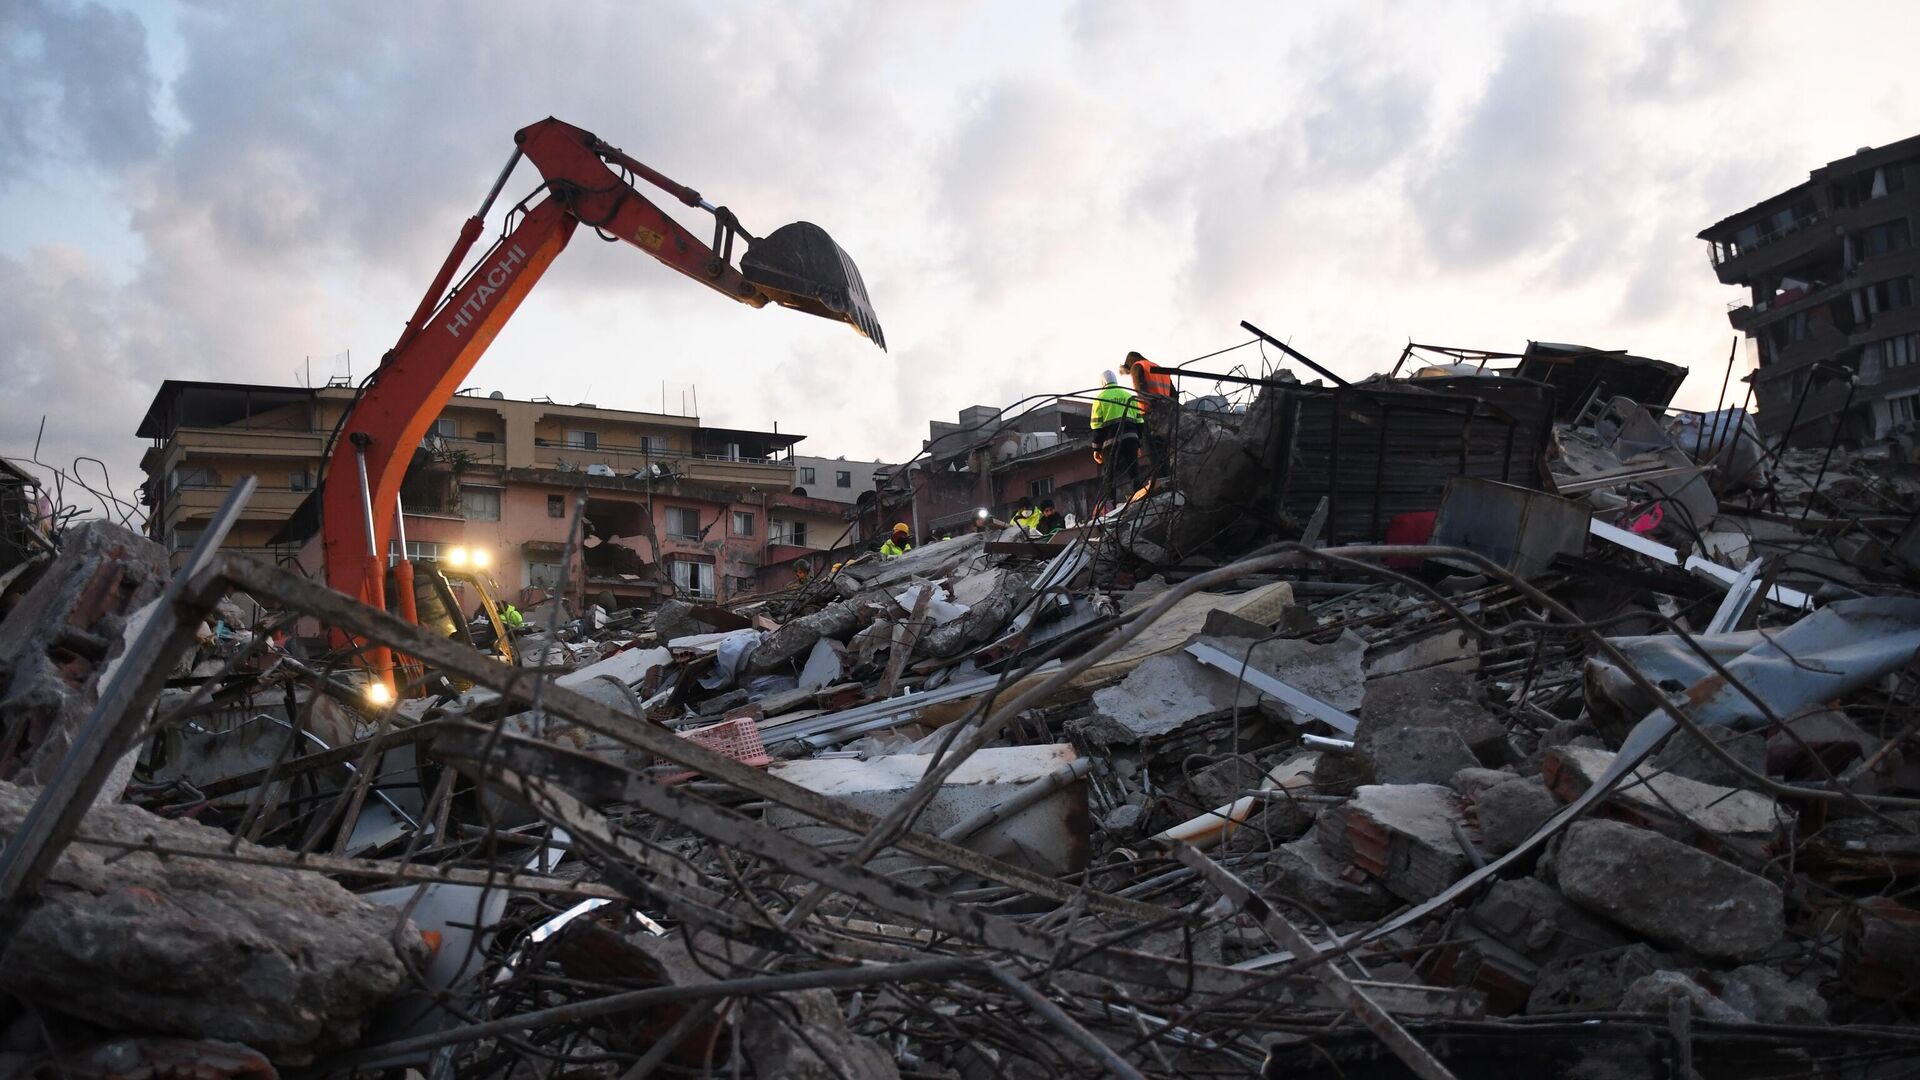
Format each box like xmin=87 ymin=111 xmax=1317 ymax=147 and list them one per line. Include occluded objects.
xmin=674 ymin=716 xmax=772 ymax=770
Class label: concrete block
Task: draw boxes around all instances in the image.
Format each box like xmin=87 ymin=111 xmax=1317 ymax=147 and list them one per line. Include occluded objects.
xmin=1553 ymin=819 xmax=1784 ymax=962
xmin=1359 ymin=667 xmax=1508 ymax=772
xmin=0 ymin=780 xmax=425 ymax=1062
xmin=1265 ymin=835 xmax=1399 ymax=921
xmin=1526 ymin=943 xmax=1666 ymax=1015
xmin=1719 ymin=964 xmax=1828 ymax=1025
xmin=1474 ymin=777 xmax=1560 ymax=856
xmin=1368 ymin=725 xmax=1479 ymax=785
xmin=766 ymin=744 xmax=1088 ymax=878
xmin=1619 ymin=970 xmax=1746 ymax=1023
xmin=1316 ymin=783 xmax=1469 ymax=902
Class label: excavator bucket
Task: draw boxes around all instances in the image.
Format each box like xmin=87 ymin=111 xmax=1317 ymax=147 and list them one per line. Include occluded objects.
xmin=741 ymin=222 xmax=886 ymax=351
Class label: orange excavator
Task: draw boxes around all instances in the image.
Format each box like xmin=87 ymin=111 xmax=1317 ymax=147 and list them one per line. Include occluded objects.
xmin=318 ymin=118 xmax=884 ymax=695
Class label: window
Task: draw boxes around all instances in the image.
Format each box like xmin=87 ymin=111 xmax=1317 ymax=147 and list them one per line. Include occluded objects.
xmin=288 ymin=469 xmax=312 ymax=493
xmin=642 ymin=435 xmax=670 ymax=455
xmin=170 ymin=524 xmax=206 ymax=553
xmin=799 ymin=467 xmax=816 ymax=484
xmin=771 ymin=519 xmax=809 ymax=546
xmin=1858 ymin=219 xmax=1912 ymax=259
xmin=172 ymin=466 xmax=220 ymax=490
xmin=665 ymin=506 xmax=701 ymax=540
xmin=565 ymin=429 xmax=598 ymax=449
xmin=434 ymin=418 xmax=458 ymax=437
xmin=387 ymin=540 xmax=443 ymax=562
xmin=474 ymin=431 xmax=496 ymax=443
xmin=528 ymin=561 xmax=565 ymax=591
xmin=835 ymin=470 xmax=852 ymax=488
xmin=1891 ymin=393 xmax=1919 ymax=426
xmin=724 ymin=442 xmax=742 ymax=461
xmin=731 ymin=510 xmax=755 ymax=536
xmin=670 ymin=558 xmax=715 ymax=599
xmin=547 ymin=494 xmax=566 ymax=518
xmin=1029 ymin=477 xmax=1055 ymax=499
xmin=460 ymin=486 xmax=501 ymax=521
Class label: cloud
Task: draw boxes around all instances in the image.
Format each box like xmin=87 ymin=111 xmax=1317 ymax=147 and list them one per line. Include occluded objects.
xmin=0 ymin=0 xmax=160 ymax=182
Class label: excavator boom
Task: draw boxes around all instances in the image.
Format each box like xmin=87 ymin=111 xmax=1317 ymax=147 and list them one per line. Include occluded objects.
xmin=319 ymin=118 xmax=883 ymax=690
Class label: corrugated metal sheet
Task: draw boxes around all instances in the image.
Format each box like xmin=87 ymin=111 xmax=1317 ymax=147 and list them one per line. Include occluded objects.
xmin=1267 ymin=377 xmax=1557 ymax=545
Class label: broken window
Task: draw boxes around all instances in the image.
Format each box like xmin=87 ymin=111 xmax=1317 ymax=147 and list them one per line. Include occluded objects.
xmin=565 ymin=429 xmax=597 ymax=450
xmin=665 ymin=506 xmax=701 ymax=540
xmin=1890 ymin=392 xmax=1919 ymax=426
xmin=460 ymin=486 xmax=501 ymax=521
xmin=547 ymin=494 xmax=565 ymax=518
xmin=835 ymin=470 xmax=851 ymax=488
xmin=771 ymin=519 xmax=807 ymax=546
xmin=731 ymin=510 xmax=754 ymax=537
xmin=669 ymin=557 xmax=715 ymax=599
xmin=527 ymin=561 xmax=564 ymax=590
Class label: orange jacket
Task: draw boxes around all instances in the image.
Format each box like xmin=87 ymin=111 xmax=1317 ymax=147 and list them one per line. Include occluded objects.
xmin=1129 ymin=358 xmax=1174 ymax=410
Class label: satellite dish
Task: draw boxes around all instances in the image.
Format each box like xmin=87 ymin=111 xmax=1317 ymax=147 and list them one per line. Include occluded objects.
xmin=488 ymin=390 xmax=505 ymax=400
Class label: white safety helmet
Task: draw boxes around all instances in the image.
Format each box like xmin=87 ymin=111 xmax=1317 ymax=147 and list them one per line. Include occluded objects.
xmin=1101 ymin=369 xmax=1119 ymax=385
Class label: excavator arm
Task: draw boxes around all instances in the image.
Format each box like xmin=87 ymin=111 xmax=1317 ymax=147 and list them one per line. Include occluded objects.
xmin=319 ymin=118 xmax=882 ymax=689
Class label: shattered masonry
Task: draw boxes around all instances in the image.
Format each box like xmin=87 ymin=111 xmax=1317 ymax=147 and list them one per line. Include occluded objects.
xmin=5 ymin=330 xmax=1920 ymax=1079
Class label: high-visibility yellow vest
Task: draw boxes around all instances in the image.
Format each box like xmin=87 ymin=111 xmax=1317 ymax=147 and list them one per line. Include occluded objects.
xmin=1090 ymin=384 xmax=1140 ymax=429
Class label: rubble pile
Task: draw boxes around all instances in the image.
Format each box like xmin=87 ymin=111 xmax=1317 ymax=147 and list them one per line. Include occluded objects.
xmin=5 ymin=381 xmax=1920 ymax=1079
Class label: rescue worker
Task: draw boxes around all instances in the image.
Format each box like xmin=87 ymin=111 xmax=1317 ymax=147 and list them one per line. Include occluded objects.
xmin=879 ymin=522 xmax=913 ymax=558
xmin=1035 ymin=499 xmax=1064 ymax=536
xmin=789 ymin=560 xmax=812 ymax=589
xmin=1012 ymin=497 xmax=1042 ymax=533
xmin=498 ymin=602 xmax=524 ymax=630
xmin=1122 ymin=351 xmax=1174 ymax=476
xmin=1090 ymin=369 xmax=1144 ymax=501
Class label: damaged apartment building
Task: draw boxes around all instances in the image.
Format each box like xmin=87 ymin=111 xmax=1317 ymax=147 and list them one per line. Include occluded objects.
xmin=136 ymin=379 xmax=864 ymax=607
xmin=1700 ymin=133 xmax=1920 ymax=447
xmin=872 ymin=398 xmax=1106 ymax=539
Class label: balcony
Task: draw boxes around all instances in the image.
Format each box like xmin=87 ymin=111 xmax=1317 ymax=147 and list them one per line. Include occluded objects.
xmin=1705 ymin=214 xmax=1841 ymax=283
xmin=421 ymin=435 xmax=503 ymax=467
xmin=536 ymin=441 xmax=795 ymax=486
xmin=169 ymin=483 xmax=312 ymax=517
xmin=168 ymin=427 xmax=326 ymax=458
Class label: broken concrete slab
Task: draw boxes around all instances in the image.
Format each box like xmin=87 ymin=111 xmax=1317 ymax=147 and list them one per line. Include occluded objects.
xmin=745 ymin=600 xmax=866 ymax=675
xmin=1551 ymin=819 xmax=1784 ymax=962
xmin=1544 ymin=744 xmax=1792 ymax=847
xmin=923 ymin=569 xmax=1031 ymax=658
xmin=1358 ymin=666 xmax=1508 ymax=775
xmin=0 ymin=780 xmax=424 ymax=1063
xmin=765 ymin=744 xmax=1089 ymax=878
xmin=1315 ymin=783 xmax=1469 ymax=903
xmin=0 ymin=521 xmax=169 ymax=784
xmin=1076 ymin=652 xmax=1253 ymax=747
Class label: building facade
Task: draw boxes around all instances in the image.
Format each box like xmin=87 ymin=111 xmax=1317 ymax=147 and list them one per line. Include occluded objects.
xmin=137 ymin=381 xmax=853 ymax=607
xmin=1699 ymin=135 xmax=1920 ymax=446
xmin=788 ymin=454 xmax=898 ymax=506
xmin=880 ymin=399 xmax=1103 ymax=539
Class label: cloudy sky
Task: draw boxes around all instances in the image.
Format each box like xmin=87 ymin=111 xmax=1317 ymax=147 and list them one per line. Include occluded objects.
xmin=4 ymin=0 xmax=1917 ymax=523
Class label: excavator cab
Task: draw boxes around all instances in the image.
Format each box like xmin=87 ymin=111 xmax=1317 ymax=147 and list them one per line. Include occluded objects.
xmin=741 ymin=222 xmax=886 ymax=351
